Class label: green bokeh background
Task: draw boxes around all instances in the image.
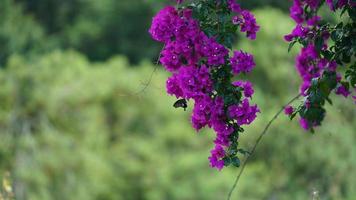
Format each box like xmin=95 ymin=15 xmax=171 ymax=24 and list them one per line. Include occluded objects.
xmin=0 ymin=0 xmax=355 ymax=199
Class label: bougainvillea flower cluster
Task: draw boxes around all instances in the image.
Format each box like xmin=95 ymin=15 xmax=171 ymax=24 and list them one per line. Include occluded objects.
xmin=285 ymin=1 xmax=356 ymax=131
xmin=150 ymin=0 xmax=260 ymax=170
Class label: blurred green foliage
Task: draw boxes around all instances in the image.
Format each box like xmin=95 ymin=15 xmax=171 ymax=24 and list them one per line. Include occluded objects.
xmin=12 ymin=0 xmax=161 ymax=64
xmin=0 ymin=1 xmax=355 ymax=199
xmin=0 ymin=0 xmax=44 ymax=66
xmin=0 ymin=0 xmax=292 ymax=66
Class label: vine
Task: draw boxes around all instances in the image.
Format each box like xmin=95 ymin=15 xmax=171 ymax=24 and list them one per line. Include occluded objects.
xmin=149 ymin=0 xmax=260 ymax=170
xmin=285 ymin=0 xmax=356 ymax=131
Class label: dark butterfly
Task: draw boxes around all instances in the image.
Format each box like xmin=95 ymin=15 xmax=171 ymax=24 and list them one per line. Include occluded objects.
xmin=173 ymin=99 xmax=188 ymax=111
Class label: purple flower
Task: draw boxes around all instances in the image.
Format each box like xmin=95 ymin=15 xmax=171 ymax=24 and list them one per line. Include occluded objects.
xmin=208 ymin=156 xmax=225 ymax=171
xmin=335 ymin=85 xmax=351 ymax=98
xmin=327 ymin=61 xmax=338 ymax=71
xmin=227 ymin=0 xmax=242 ymax=13
xmin=207 ymin=97 xmax=235 ymax=148
xmin=166 ymin=74 xmax=184 ymax=98
xmin=228 ymin=99 xmax=260 ymax=126
xmin=307 ymin=15 xmax=321 ymax=26
xmin=299 ymin=118 xmax=310 ymax=130
xmin=296 ymin=44 xmax=320 ymax=81
xmin=300 ymin=81 xmax=311 ymax=96
xmin=295 ymin=44 xmax=340 ymax=96
xmin=284 ymin=24 xmax=309 ymax=41
xmin=230 ymin=51 xmax=256 ymax=74
xmin=174 ymin=12 xmax=201 ymax=42
xmin=198 ymin=37 xmax=228 ymax=66
xmin=149 ymin=6 xmax=178 ymax=42
xmin=240 ymin=10 xmax=260 ymax=40
xmin=160 ymin=42 xmax=182 ymax=72
xmin=194 ymin=34 xmax=228 ymax=66
xmin=284 ymin=106 xmax=294 ymax=116
xmin=212 ymin=120 xmax=234 ymax=146
xmin=232 ymin=15 xmax=241 ymax=25
xmin=290 ymin=0 xmax=304 ymax=24
xmin=210 ymin=97 xmax=225 ymax=123
xmin=208 ymin=145 xmax=225 ymax=170
xmin=191 ymin=94 xmax=213 ymax=131
xmin=177 ymin=65 xmax=213 ymax=99
xmin=233 ymin=80 xmax=254 ymax=98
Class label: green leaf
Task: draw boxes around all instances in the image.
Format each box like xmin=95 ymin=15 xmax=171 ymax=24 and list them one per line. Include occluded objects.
xmin=321 ymin=50 xmax=333 ymax=60
xmin=348 ymin=7 xmax=356 ymax=21
xmin=333 ymin=0 xmax=339 ymax=8
xmin=325 ymin=97 xmax=333 ymax=105
xmin=331 ymin=29 xmax=342 ymax=42
xmin=288 ymin=40 xmax=297 ymax=52
xmin=314 ymin=36 xmax=324 ymax=52
xmin=231 ymin=157 xmax=241 ymax=167
xmin=290 ymin=111 xmax=298 ymax=120
xmin=340 ymin=6 xmax=348 ymax=16
xmin=223 ymin=157 xmax=232 ymax=166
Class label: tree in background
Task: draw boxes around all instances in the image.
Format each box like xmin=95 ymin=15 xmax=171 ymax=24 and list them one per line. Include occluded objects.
xmin=0 ymin=0 xmax=44 ymax=66
xmin=0 ymin=0 xmax=292 ymax=65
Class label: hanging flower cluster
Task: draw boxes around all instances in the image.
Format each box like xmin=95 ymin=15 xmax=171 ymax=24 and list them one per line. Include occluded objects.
xmin=149 ymin=0 xmax=260 ymax=170
xmin=285 ymin=0 xmax=356 ymax=132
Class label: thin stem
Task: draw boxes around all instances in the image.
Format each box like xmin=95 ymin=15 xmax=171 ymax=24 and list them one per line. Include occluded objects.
xmin=134 ymin=45 xmax=164 ymax=95
xmin=227 ymin=94 xmax=302 ymax=200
